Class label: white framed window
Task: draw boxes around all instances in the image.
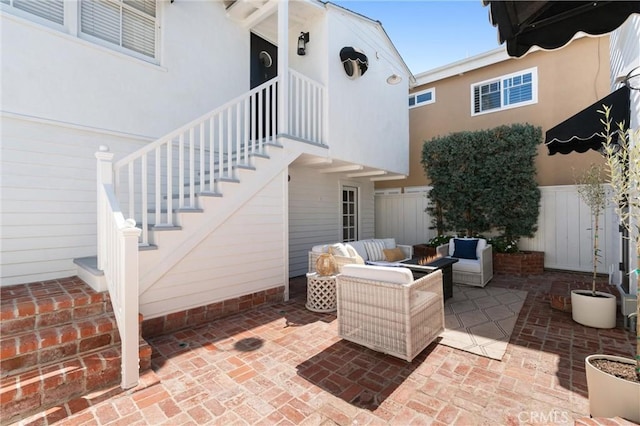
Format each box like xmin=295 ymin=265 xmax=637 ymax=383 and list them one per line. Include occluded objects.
xmin=1 ymin=0 xmax=65 ymax=26
xmin=409 ymin=88 xmax=435 ymax=108
xmin=471 ymin=67 xmax=537 ymax=115
xmin=1 ymin=0 xmax=159 ymax=62
xmin=80 ymin=0 xmax=158 ymax=60
xmin=342 ymin=185 xmax=359 ymax=242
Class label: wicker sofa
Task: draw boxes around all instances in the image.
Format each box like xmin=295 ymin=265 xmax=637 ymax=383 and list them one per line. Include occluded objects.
xmin=436 ymin=237 xmax=493 ymax=287
xmin=336 ymin=264 xmax=444 ymax=362
xmin=308 ymin=238 xmax=413 ymax=274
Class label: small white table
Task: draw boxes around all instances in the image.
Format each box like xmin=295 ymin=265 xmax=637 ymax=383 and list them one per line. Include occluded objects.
xmin=306 ymin=273 xmax=337 ymax=313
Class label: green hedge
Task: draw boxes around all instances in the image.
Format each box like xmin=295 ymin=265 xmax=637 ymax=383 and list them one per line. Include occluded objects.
xmin=421 ymin=124 xmax=542 ymax=245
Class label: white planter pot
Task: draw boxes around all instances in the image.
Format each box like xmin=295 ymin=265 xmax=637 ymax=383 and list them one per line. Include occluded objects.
xmin=571 ymin=290 xmax=616 ymax=329
xmin=585 ymin=354 xmax=640 ymax=423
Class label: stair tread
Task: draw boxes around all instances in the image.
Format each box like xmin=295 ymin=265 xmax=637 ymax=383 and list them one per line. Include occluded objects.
xmin=1 ymin=311 xmax=122 ymax=377
xmin=0 ymin=338 xmax=152 ymax=424
xmin=1 ymin=281 xmax=110 ymax=338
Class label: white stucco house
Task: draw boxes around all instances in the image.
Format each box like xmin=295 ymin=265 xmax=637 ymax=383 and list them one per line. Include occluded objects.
xmin=1 ymin=0 xmax=413 ymax=388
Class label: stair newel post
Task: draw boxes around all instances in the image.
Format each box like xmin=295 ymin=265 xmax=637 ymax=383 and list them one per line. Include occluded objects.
xmin=96 ymin=146 xmax=114 ymax=272
xmin=277 ymin=0 xmax=289 ymax=138
xmin=120 ymin=218 xmax=141 ymax=389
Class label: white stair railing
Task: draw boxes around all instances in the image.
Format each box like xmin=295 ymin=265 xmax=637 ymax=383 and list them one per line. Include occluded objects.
xmin=96 ymin=146 xmax=142 ymax=390
xmin=289 ymin=69 xmax=325 ymax=143
xmin=112 ymin=71 xmax=325 ymax=246
xmin=113 ymin=77 xmax=283 ymax=246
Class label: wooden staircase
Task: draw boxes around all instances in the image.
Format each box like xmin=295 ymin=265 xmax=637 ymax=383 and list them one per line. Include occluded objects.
xmin=0 ymin=277 xmax=152 ymax=424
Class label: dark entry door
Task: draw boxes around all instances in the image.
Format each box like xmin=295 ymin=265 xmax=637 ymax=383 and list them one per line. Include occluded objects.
xmin=250 ymin=33 xmax=278 ymax=139
xmin=250 ymin=33 xmax=277 ymax=89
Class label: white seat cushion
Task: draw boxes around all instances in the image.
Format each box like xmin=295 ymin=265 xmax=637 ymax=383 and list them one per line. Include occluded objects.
xmin=452 ymin=258 xmax=482 ymax=273
xmin=341 ymin=264 xmax=413 ymax=285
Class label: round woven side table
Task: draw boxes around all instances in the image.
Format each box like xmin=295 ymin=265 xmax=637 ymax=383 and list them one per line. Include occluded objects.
xmin=305 ymin=272 xmax=337 ymax=313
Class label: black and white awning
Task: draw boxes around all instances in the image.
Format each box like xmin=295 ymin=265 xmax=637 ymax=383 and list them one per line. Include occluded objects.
xmin=484 ymin=1 xmax=640 ymax=58
xmin=545 ymin=86 xmax=630 ymax=155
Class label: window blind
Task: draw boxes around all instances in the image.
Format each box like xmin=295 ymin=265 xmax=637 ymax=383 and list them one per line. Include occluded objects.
xmin=81 ymin=0 xmax=156 ymax=58
xmin=13 ymin=0 xmax=64 ymax=24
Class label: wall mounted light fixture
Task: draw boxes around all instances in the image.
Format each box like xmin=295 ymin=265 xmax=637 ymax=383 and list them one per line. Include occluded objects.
xmin=386 ymin=74 xmax=402 ymax=85
xmin=297 ymin=32 xmax=310 ymax=56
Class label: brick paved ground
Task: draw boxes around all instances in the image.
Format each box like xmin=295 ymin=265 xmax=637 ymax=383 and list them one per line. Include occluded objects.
xmin=13 ymin=271 xmax=637 ymax=425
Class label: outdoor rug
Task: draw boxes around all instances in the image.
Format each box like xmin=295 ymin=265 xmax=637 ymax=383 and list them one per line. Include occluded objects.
xmin=439 ymin=284 xmax=528 ymax=360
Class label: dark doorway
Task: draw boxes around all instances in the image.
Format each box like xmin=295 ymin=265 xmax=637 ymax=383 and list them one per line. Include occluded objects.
xmin=250 ymin=33 xmax=278 ymax=140
xmin=250 ymin=33 xmax=278 ymax=89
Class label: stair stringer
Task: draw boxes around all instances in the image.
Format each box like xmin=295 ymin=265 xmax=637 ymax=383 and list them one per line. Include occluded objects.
xmin=137 ymin=142 xmax=308 ymax=296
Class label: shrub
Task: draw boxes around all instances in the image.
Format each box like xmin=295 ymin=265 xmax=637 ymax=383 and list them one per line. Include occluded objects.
xmin=421 ymin=123 xmax=542 ymax=247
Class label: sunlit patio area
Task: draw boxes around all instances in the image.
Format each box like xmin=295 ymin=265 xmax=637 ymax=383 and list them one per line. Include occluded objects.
xmin=14 ymin=271 xmax=636 ymax=426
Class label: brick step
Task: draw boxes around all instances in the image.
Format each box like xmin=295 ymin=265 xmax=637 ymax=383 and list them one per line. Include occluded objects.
xmin=0 ymin=312 xmax=119 ymax=377
xmin=0 ymin=338 xmax=152 ymax=425
xmin=0 ymin=277 xmax=111 ymax=335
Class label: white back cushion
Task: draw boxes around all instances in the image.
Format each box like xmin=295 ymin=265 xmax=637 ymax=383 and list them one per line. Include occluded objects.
xmin=311 ymin=244 xmax=329 ymax=253
xmin=329 ymin=243 xmax=351 ymax=257
xmin=380 ymin=238 xmax=397 ymax=249
xmin=363 ymin=240 xmax=386 ymax=261
xmin=341 ymin=264 xmax=413 ymax=285
xmin=348 ymin=241 xmax=368 ymax=261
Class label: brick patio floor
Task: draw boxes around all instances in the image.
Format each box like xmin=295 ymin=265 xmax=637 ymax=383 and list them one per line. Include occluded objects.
xmin=13 ymin=271 xmax=637 ymax=425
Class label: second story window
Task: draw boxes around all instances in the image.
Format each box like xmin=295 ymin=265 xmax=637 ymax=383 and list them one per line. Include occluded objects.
xmin=409 ymin=88 xmax=435 ymax=108
xmin=472 ymin=67 xmax=537 ymax=115
xmin=2 ymin=0 xmax=159 ymax=62
xmin=1 ymin=0 xmax=64 ymax=25
xmin=81 ymin=0 xmax=157 ymax=59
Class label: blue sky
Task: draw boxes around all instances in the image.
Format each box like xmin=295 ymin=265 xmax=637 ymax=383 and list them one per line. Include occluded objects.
xmin=332 ymin=1 xmax=503 ymax=74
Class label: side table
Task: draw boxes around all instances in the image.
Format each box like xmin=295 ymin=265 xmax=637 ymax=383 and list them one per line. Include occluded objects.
xmin=306 ymin=273 xmax=337 ymax=312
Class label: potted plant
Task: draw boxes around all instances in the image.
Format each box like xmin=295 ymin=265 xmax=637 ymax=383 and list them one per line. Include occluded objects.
xmin=584 ymin=107 xmax=639 ymax=423
xmin=571 ymin=163 xmax=617 ymax=329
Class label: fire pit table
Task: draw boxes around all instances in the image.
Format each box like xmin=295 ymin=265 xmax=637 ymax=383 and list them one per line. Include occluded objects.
xmin=400 ymin=257 xmax=458 ymax=300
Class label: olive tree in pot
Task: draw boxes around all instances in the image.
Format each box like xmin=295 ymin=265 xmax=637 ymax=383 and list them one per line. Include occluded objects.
xmin=571 ymin=163 xmax=617 ymax=329
xmin=584 ymin=107 xmax=639 ymax=423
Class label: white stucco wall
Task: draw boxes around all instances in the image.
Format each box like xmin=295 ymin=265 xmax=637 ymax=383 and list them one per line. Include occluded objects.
xmin=323 ymin=7 xmax=410 ymax=175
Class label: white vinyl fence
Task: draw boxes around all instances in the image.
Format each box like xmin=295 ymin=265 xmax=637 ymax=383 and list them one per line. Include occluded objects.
xmin=375 ymin=185 xmax=621 ymax=276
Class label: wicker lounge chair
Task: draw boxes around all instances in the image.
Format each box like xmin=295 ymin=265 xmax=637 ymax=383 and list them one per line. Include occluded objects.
xmin=336 ymin=264 xmax=444 ymax=362
xmin=436 ymin=238 xmax=493 ymax=287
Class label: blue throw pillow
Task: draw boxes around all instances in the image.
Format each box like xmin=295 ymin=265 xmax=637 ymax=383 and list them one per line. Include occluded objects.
xmin=452 ymin=239 xmax=478 ymax=260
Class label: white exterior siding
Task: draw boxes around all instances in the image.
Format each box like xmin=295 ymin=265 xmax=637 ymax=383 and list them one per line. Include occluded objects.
xmin=288 ymin=163 xmax=375 ymax=277
xmin=2 ymin=0 xmax=411 ymax=291
xmin=1 ymin=115 xmax=151 ymax=285
xmin=324 ymin=6 xmax=410 ymax=175
xmin=140 ymin=172 xmax=288 ymax=319
xmin=1 ymin=1 xmax=249 ymax=138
